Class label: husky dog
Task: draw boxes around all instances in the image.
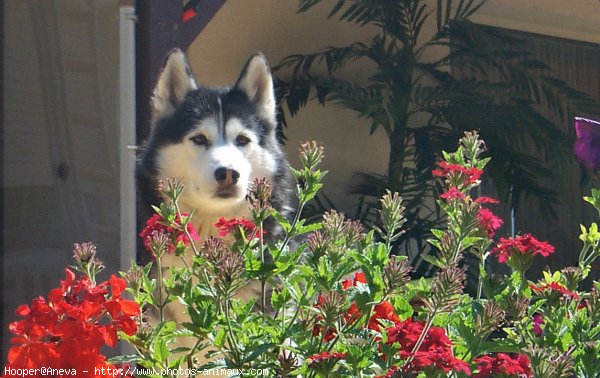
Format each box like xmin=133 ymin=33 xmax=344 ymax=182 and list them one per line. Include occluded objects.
xmin=137 ymin=49 xmax=293 ymax=244
xmin=136 ymin=50 xmax=295 ymax=376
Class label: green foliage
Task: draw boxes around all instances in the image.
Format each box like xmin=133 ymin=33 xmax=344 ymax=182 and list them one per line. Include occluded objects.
xmin=117 ymin=133 xmax=600 ymax=377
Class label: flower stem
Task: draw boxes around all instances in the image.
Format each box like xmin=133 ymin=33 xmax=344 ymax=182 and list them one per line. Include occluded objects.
xmin=259 ymin=221 xmax=266 ymax=313
xmin=222 ymin=299 xmax=242 ymax=366
xmin=404 ymin=310 xmax=437 ymax=368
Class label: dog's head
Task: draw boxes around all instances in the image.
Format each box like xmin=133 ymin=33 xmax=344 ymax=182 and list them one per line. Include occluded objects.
xmin=142 ymin=50 xmax=284 ymax=215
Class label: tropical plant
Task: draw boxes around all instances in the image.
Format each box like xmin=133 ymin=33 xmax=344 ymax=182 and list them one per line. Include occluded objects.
xmin=274 ymin=0 xmax=599 ymax=265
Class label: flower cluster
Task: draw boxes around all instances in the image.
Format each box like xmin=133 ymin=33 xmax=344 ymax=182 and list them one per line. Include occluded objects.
xmin=5 ymin=133 xmax=600 ymax=377
xmin=477 ymin=201 xmax=503 ymax=238
xmin=215 ymin=216 xmax=262 ymax=240
xmin=432 ymin=161 xmax=483 ymax=187
xmin=473 ymin=353 xmax=532 ymax=377
xmin=312 ymin=272 xmax=400 ymax=342
xmin=139 ymin=212 xmax=199 ymax=257
xmin=530 ymin=281 xmax=579 ymax=300
xmin=384 ymin=319 xmax=470 ymax=375
xmin=5 ymin=268 xmax=139 ymax=376
xmin=532 ymin=314 xmax=545 ymax=337
xmin=307 ymin=351 xmax=347 ymax=364
xmin=492 ymin=234 xmax=555 ymax=264
xmin=307 ymin=351 xmax=347 ymax=376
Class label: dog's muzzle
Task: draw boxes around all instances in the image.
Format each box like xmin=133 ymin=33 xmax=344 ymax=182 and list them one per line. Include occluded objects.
xmin=214 ymin=167 xmax=241 ymax=198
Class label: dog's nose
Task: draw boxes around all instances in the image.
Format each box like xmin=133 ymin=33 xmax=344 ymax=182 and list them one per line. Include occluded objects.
xmin=214 ymin=167 xmax=240 ymax=187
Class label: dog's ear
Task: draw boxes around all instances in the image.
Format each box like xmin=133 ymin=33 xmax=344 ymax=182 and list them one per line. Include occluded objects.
xmin=234 ymin=53 xmax=277 ymax=126
xmin=151 ymin=49 xmax=197 ymax=122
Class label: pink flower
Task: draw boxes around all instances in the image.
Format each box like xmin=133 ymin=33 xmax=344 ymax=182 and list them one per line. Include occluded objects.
xmin=532 ymin=314 xmax=544 ymax=336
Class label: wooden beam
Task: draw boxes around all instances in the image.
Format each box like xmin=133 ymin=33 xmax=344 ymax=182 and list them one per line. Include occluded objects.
xmin=135 ymin=0 xmax=226 ymax=263
xmin=135 ymin=0 xmax=226 ymax=144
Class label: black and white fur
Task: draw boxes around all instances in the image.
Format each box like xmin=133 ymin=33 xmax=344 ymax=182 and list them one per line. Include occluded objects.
xmin=137 ymin=49 xmax=293 ymax=244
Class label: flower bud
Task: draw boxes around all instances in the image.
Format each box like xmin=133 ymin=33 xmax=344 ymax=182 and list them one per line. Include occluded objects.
xmin=123 ymin=264 xmax=145 ymax=294
xmin=425 ymin=264 xmax=465 ymax=313
xmin=72 ymin=242 xmax=105 ymax=277
xmin=376 ymin=190 xmax=406 ymax=243
xmin=247 ymin=177 xmax=273 ymax=221
xmin=383 ymin=256 xmax=411 ymax=295
xmin=307 ymin=230 xmax=330 ymax=260
xmin=157 ymin=177 xmax=184 ymax=202
xmin=476 ymin=301 xmax=504 ymax=338
xmin=299 ymin=141 xmax=324 ymax=171
xmin=504 ymin=294 xmax=530 ymax=321
xmin=317 ymin=291 xmax=347 ymax=326
xmin=322 ymin=210 xmax=346 ymax=239
xmin=342 ymin=220 xmax=364 ymax=247
xmin=146 ymin=230 xmax=170 ymax=259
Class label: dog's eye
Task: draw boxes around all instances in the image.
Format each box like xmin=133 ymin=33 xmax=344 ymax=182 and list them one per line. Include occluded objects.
xmin=236 ymin=135 xmax=250 ymax=146
xmin=190 ymin=134 xmax=208 ymax=146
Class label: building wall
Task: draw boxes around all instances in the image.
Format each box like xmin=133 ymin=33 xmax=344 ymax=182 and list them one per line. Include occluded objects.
xmin=187 ymin=0 xmax=600 ymax=216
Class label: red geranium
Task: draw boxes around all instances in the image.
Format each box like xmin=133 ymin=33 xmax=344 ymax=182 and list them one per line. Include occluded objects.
xmin=473 ymin=353 xmax=532 ymax=378
xmin=491 ymin=234 xmax=555 ymax=264
xmin=313 ymin=272 xmax=401 ymax=342
xmin=385 ymin=318 xmax=470 ymax=375
xmin=5 ymin=269 xmax=139 ymax=377
xmin=140 ymin=213 xmax=199 ymax=257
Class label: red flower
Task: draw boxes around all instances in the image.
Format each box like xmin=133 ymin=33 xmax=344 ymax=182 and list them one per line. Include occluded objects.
xmin=529 ymin=281 xmax=579 ymax=300
xmin=140 ymin=213 xmax=199 ymax=257
xmin=5 ymin=269 xmax=139 ymax=377
xmin=432 ymin=161 xmax=483 ymax=185
xmin=307 ymin=351 xmax=346 ymax=376
xmin=477 ymin=208 xmax=503 ymax=238
xmin=384 ymin=318 xmax=470 ymax=375
xmin=440 ymin=187 xmax=467 ymax=201
xmin=313 ymin=272 xmax=401 ymax=341
xmin=475 ymin=196 xmax=500 ymax=204
xmin=307 ymin=351 xmax=347 ymax=364
xmin=474 ymin=353 xmax=532 ymax=378
xmin=375 ymin=365 xmax=399 ymax=378
xmin=369 ymin=301 xmax=400 ymax=331
xmin=491 ymin=234 xmax=555 ymax=264
xmin=215 ymin=217 xmax=262 ymax=240
xmin=410 ymin=346 xmax=471 ymax=375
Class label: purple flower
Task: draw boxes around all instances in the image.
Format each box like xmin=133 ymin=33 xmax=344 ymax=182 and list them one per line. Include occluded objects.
xmin=574 ymin=117 xmax=600 ymax=170
xmin=532 ymin=313 xmax=544 ymax=337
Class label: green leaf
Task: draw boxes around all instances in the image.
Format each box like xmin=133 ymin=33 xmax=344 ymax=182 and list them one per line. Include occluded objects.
xmin=214 ymin=328 xmax=227 ymax=348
